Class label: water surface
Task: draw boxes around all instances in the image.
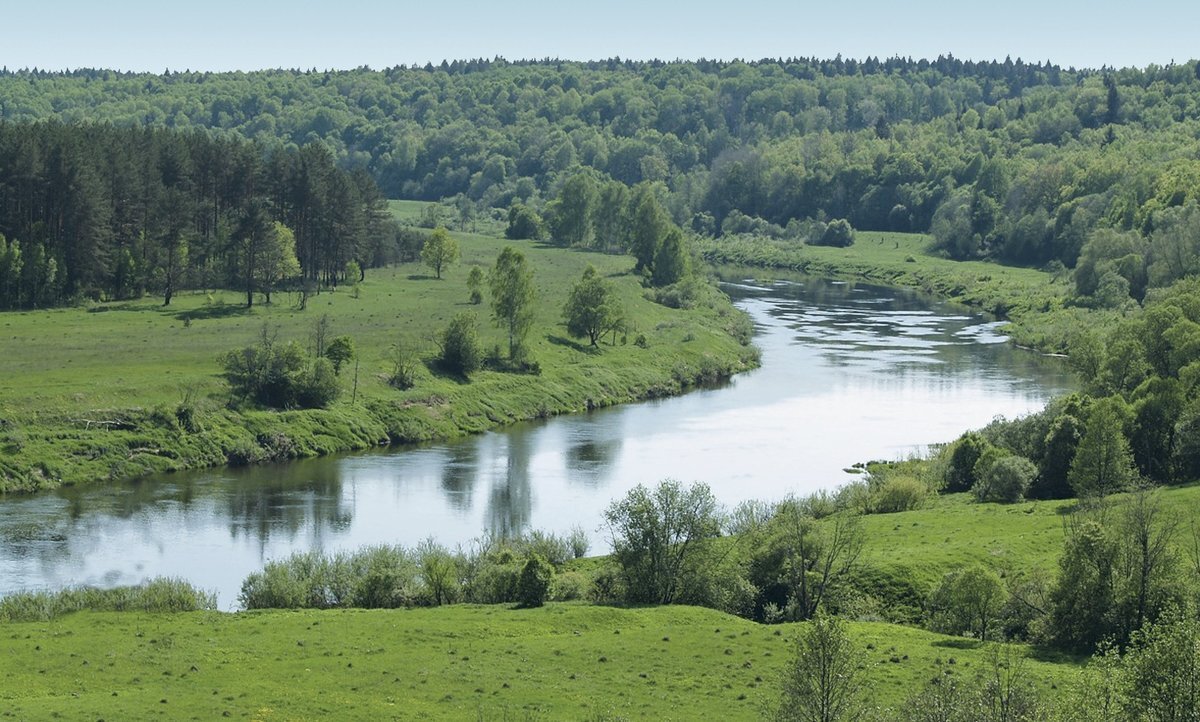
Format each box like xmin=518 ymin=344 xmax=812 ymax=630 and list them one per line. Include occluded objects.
xmin=0 ymin=278 xmax=1074 ymax=607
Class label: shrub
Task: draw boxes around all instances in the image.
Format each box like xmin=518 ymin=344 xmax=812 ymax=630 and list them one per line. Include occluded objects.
xmin=220 ymin=328 xmax=341 ymax=409
xmin=870 ymin=475 xmax=928 ymax=513
xmin=516 ymin=555 xmax=554 ymax=608
xmin=550 ymin=570 xmax=589 ymax=601
xmin=567 ymin=525 xmax=590 ymax=559
xmin=973 ymin=455 xmax=1037 ymax=503
xmin=437 ymin=312 xmax=482 ymax=376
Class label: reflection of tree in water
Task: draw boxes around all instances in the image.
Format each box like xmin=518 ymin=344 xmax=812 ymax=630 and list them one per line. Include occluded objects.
xmin=486 ymin=433 xmax=533 ymax=538
xmin=566 ymin=439 xmax=621 ymax=487
xmin=440 ymin=442 xmax=478 ymax=510
xmin=225 ymin=460 xmax=351 ymax=548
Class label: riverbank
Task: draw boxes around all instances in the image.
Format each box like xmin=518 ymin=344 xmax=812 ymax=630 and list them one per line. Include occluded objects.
xmin=0 ymin=233 xmax=757 ymax=493
xmin=699 ymin=231 xmax=1112 ymax=354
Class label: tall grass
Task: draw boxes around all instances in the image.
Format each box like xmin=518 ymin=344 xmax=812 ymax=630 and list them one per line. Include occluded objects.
xmin=0 ymin=577 xmax=217 ymax=622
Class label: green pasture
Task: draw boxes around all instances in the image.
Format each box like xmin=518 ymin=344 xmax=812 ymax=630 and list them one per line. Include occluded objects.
xmin=0 ymin=604 xmax=1080 ymax=721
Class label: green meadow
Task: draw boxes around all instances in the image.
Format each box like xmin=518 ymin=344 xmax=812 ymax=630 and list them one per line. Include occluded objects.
xmin=0 ymin=223 xmax=755 ymax=492
xmin=0 ymin=604 xmax=1080 ymax=721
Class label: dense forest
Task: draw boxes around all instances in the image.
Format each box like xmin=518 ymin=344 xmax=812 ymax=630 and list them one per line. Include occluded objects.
xmin=0 ymin=123 xmax=394 ymax=309
xmin=4 ymin=59 xmax=1200 ymax=278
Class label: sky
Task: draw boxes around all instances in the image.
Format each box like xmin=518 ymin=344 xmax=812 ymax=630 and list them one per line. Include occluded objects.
xmin=4 ymin=0 xmax=1197 ymax=73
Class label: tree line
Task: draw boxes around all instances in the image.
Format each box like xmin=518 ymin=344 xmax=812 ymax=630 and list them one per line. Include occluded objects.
xmin=0 ymin=121 xmax=396 ymax=310
xmin=4 ymin=59 xmax=1200 ymax=280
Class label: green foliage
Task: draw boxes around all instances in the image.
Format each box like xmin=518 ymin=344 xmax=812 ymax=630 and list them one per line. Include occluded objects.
xmin=516 ymin=555 xmax=554 ymax=608
xmin=436 ymin=312 xmax=482 ymax=376
xmin=548 ymin=172 xmax=598 ymax=247
xmin=929 ymin=565 xmax=1008 ymax=641
xmin=323 ymin=336 xmax=355 ymax=374
xmin=1069 ymin=397 xmax=1137 ymax=498
xmin=420 ymin=226 xmax=459 ymax=279
xmin=1048 ymin=491 xmax=1186 ymax=653
xmin=870 ymin=475 xmax=929 ymax=513
xmin=943 ymin=432 xmax=993 ymax=493
xmin=814 ymin=219 xmax=855 ymax=248
xmin=505 ymin=203 xmax=544 ymax=240
xmin=488 ymin=246 xmax=536 ymax=360
xmin=973 ymin=454 xmax=1037 ymax=504
xmin=773 ymin=612 xmax=862 ymax=722
xmin=1120 ymin=611 xmax=1200 ymax=720
xmin=563 ymin=265 xmax=624 ymax=346
xmin=466 ymin=265 xmax=484 ymax=304
xmin=628 ymin=184 xmax=670 ymax=272
xmin=749 ymin=500 xmax=865 ymax=622
xmin=239 ymin=546 xmax=422 ymax=609
xmin=604 ymin=479 xmax=722 ymax=605
xmin=651 ymin=227 xmax=691 ymax=287
xmin=219 ymin=327 xmax=341 ymax=409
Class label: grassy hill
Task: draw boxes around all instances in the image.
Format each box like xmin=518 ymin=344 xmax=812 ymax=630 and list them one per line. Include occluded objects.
xmin=0 ymin=604 xmax=1081 ymax=721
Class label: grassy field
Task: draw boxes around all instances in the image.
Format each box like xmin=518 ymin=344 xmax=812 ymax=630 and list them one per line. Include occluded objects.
xmin=0 ymin=222 xmax=756 ymax=491
xmin=0 ymin=604 xmax=1081 ymax=721
xmin=700 ymin=232 xmax=1106 ymax=353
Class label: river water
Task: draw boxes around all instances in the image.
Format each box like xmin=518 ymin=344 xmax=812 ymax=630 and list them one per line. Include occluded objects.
xmin=0 ymin=277 xmax=1074 ymax=608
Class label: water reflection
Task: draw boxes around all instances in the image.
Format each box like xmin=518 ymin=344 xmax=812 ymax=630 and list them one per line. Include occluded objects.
xmin=0 ymin=276 xmax=1075 ymax=607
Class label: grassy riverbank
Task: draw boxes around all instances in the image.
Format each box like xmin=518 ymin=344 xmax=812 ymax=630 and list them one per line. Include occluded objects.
xmin=700 ymin=232 xmax=1109 ymax=353
xmin=0 ymin=604 xmax=1080 ymax=720
xmin=0 ymin=231 xmax=756 ymax=492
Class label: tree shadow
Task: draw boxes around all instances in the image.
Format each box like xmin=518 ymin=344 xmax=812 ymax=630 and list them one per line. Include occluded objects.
xmin=547 ymin=335 xmax=596 ymax=354
xmin=422 ymin=358 xmax=472 ymax=385
xmin=407 ymin=273 xmax=438 ymax=281
xmin=175 ymin=304 xmax=253 ymax=322
xmin=1054 ymin=501 xmax=1083 ymax=515
xmin=931 ymin=639 xmax=983 ymax=650
xmin=87 ymin=302 xmax=161 ymax=314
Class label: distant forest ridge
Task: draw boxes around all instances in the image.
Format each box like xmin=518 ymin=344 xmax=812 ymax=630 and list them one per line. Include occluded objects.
xmin=0 ymin=53 xmax=1188 ymax=78
xmin=3 ymin=55 xmax=1200 ymax=307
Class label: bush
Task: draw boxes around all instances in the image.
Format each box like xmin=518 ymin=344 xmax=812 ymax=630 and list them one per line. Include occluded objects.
xmin=813 ymin=218 xmax=856 ymax=247
xmin=870 ymin=475 xmax=928 ymax=513
xmin=239 ymin=546 xmax=420 ymax=610
xmin=516 ymin=555 xmax=554 ymax=608
xmin=973 ymin=454 xmax=1037 ymax=503
xmin=942 ymin=432 xmax=992 ymax=492
xmin=437 ymin=312 xmax=482 ymax=376
xmin=294 ymin=357 xmax=340 ymax=409
xmin=220 ymin=328 xmax=341 ymax=409
xmin=550 ymin=570 xmax=589 ymax=601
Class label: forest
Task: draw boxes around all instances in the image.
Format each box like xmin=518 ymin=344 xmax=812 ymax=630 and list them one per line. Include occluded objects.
xmin=3 ymin=57 xmax=1200 ymax=312
xmin=0 ymin=122 xmax=395 ymax=309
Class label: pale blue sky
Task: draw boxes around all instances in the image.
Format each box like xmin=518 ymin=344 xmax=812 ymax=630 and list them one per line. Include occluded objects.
xmin=4 ymin=0 xmax=1196 ymax=72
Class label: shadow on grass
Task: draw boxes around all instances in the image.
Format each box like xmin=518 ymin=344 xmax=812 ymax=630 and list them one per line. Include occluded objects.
xmin=931 ymin=638 xmax=984 ymax=650
xmin=547 ymin=335 xmax=596 ymax=354
xmin=422 ymin=358 xmax=472 ymax=385
xmin=87 ymin=302 xmax=161 ymax=314
xmin=407 ymin=274 xmax=439 ymax=281
xmin=175 ymin=304 xmax=253 ymax=322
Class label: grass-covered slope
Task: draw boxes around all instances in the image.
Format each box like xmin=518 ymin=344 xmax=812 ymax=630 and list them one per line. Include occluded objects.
xmin=846 ymin=483 xmax=1200 ymax=620
xmin=0 ymin=604 xmax=1078 ymax=721
xmin=0 ymin=229 xmax=756 ymax=492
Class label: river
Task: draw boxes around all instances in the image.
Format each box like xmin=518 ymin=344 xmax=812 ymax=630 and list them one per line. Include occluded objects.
xmin=0 ymin=276 xmax=1074 ymax=608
